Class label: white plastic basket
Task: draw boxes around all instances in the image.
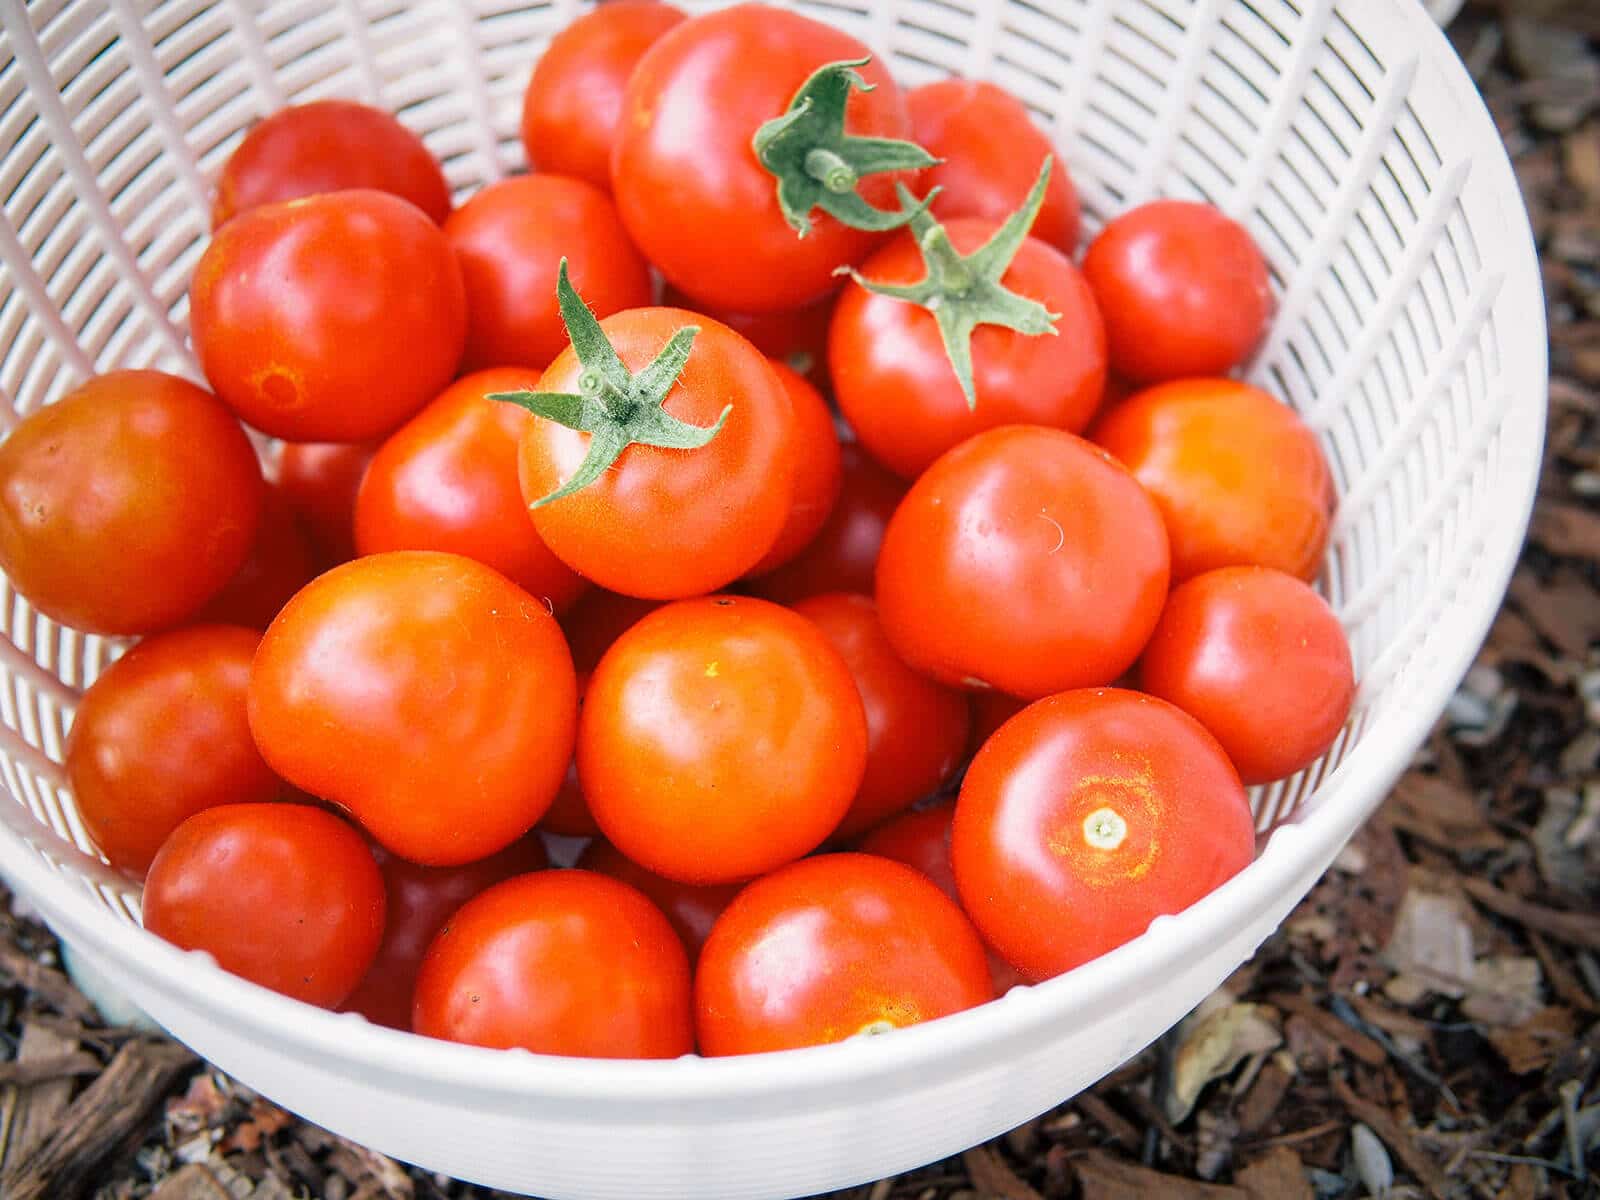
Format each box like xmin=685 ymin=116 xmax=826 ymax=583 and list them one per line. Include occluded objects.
xmin=0 ymin=1 xmax=1544 ymax=1197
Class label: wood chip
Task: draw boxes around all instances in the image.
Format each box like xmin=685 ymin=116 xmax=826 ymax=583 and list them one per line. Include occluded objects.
xmin=1235 ymin=1060 xmax=1295 ymax=1136
xmin=1486 ymin=1006 xmax=1580 ymax=1074
xmin=148 ymin=1164 xmax=235 ymax=1200
xmin=1232 ymin=1147 xmax=1311 ymax=1200
xmin=1074 ymin=1092 xmax=1142 ymax=1150
xmin=1072 ymin=1151 xmax=1246 ymax=1199
xmin=1508 ymin=572 xmax=1600 ymax=660
xmin=0 ymin=944 xmax=95 ymax=1023
xmin=1 ymin=1022 xmax=80 ymax=1169
xmin=961 ymin=1145 xmax=1042 ymax=1200
xmin=1461 ymin=877 xmax=1600 ymax=950
xmin=1328 ymin=1074 xmax=1451 ymax=1200
xmin=0 ymin=1052 xmax=100 ymax=1087
xmin=1269 ymin=994 xmax=1386 ymax=1067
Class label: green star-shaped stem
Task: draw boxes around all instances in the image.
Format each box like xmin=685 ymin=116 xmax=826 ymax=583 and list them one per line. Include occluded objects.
xmin=841 ymin=157 xmax=1062 ymax=409
xmin=489 ymin=260 xmax=729 ymax=508
xmin=753 ymin=57 xmax=940 ymax=236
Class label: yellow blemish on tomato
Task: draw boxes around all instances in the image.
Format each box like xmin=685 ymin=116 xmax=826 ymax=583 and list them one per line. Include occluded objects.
xmin=704 ymin=660 xmax=720 ymax=678
xmin=1047 ymin=769 xmax=1163 ymax=887
xmin=844 ymin=996 xmax=922 ymax=1040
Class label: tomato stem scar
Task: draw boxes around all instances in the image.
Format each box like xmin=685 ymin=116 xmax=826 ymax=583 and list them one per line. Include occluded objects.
xmin=1082 ymin=806 xmax=1128 ymax=851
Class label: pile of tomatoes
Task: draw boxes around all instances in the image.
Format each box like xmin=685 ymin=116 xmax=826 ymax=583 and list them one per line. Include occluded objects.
xmin=0 ymin=0 xmax=1356 ymax=1059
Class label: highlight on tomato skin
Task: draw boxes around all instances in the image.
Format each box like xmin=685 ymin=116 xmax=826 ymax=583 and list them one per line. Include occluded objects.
xmin=951 ymin=688 xmax=1256 ymax=983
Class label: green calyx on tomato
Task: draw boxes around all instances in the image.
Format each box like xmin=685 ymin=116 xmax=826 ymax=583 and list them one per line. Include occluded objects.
xmin=753 ymin=58 xmax=939 ymax=236
xmin=843 ymin=157 xmax=1062 ymax=409
xmin=491 ymin=259 xmax=730 ymax=507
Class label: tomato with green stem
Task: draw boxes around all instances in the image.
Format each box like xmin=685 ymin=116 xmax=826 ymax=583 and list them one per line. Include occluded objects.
xmin=952 ymin=688 xmax=1255 ymax=981
xmin=575 ymin=839 xmax=740 ymax=963
xmin=696 ymin=853 xmax=994 ymax=1055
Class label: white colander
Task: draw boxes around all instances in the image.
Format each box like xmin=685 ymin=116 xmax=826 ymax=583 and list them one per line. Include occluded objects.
xmin=0 ymin=0 xmax=1544 ymax=1197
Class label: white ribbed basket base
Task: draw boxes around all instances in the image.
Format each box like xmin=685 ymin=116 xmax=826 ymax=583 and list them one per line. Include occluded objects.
xmin=0 ymin=0 xmax=1544 ymax=1197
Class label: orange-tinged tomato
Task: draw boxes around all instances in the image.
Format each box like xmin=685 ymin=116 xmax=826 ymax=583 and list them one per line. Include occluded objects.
xmin=196 ymin=485 xmax=318 ymax=630
xmin=952 ymin=688 xmax=1255 ymax=981
xmin=747 ymin=362 xmax=842 ymax=575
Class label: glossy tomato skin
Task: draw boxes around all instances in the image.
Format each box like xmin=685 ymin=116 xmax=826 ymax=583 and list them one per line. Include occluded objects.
xmin=876 ymin=426 xmax=1170 ymax=698
xmin=1140 ymin=566 xmax=1354 ymax=785
xmin=747 ymin=362 xmax=842 ymax=575
xmin=832 ymin=220 xmax=1106 ymax=479
xmin=907 ymin=79 xmax=1080 ymax=254
xmin=793 ymin=593 xmax=970 ymax=839
xmin=248 ymin=551 xmax=577 ymax=865
xmin=576 ymin=839 xmax=740 ymax=962
xmin=341 ymin=835 xmax=548 ymax=1031
xmin=212 ymin=100 xmax=451 ymax=228
xmin=197 ymin=485 xmax=319 ymax=629
xmin=275 ymin=441 xmax=375 ymax=566
xmin=355 ymin=368 xmax=587 ymax=615
xmin=953 ymin=688 xmax=1255 ymax=981
xmin=750 ymin=443 xmax=904 ymax=605
xmin=520 ymin=1 xmax=687 ymax=190
xmin=519 ymin=308 xmax=795 ymax=599
xmin=1091 ymin=379 xmax=1333 ymax=582
xmin=661 ymin=286 xmax=835 ymax=387
xmin=0 ymin=371 xmax=263 ymax=635
xmin=579 ymin=595 xmax=867 ymax=884
xmin=444 ymin=175 xmax=652 ymax=372
xmin=1082 ymin=200 xmax=1273 ymax=383
xmin=143 ymin=803 xmax=385 ymax=1008
xmin=413 ymin=869 xmax=692 ymax=1058
xmin=66 ymin=626 xmax=282 ymax=877
xmin=696 ymin=853 xmax=994 ymax=1055
xmin=612 ymin=4 xmax=919 ymax=314
xmin=190 ymin=189 xmax=466 ymax=442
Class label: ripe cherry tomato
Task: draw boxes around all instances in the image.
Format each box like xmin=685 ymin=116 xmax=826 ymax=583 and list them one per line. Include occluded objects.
xmin=0 ymin=370 xmax=263 ymax=635
xmin=750 ymin=443 xmax=903 ymax=605
xmin=144 ymin=803 xmax=385 ymax=1008
xmin=952 ymin=688 xmax=1255 ymax=981
xmin=355 ymin=368 xmax=587 ymax=615
xmin=276 ymin=440 xmax=375 ymax=566
xmin=579 ymin=595 xmax=866 ymax=884
xmin=696 ymin=853 xmax=993 ymax=1055
xmin=197 ymin=485 xmax=318 ymax=629
xmin=1081 ymin=200 xmax=1273 ymax=383
xmin=1139 ymin=566 xmax=1355 ymax=785
xmin=612 ymin=4 xmax=919 ymax=314
xmin=539 ymin=766 xmax=598 ymax=840
xmin=65 ymin=626 xmax=282 ymax=876
xmin=444 ymin=175 xmax=652 ymax=371
xmin=249 ymin=551 xmax=577 ymax=865
xmin=661 ymin=286 xmax=835 ymax=386
xmin=792 ymin=593 xmax=970 ymax=838
xmin=190 ymin=189 xmax=466 ymax=442
xmin=968 ymin=691 xmax=1028 ymax=757
xmin=212 ymin=99 xmax=451 ymax=228
xmin=746 ymin=362 xmax=842 ymax=575
xmin=907 ymin=79 xmax=1080 ymax=254
xmin=875 ymin=426 xmax=1169 ymax=698
xmin=832 ymin=218 xmax=1106 ymax=479
xmin=519 ymin=0 xmax=687 ymax=191
xmin=1090 ymin=379 xmax=1333 ymax=582
xmin=575 ymin=839 xmax=740 ymax=962
xmin=341 ymin=835 xmax=548 ymax=1031
xmin=413 ymin=870 xmax=692 ymax=1058
xmin=519 ymin=308 xmax=795 ymax=599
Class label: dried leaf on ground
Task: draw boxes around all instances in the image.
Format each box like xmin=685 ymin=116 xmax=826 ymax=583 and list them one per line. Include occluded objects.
xmin=1486 ymin=1005 xmax=1580 ymax=1073
xmin=1232 ymin=1146 xmax=1312 ymax=1200
xmin=960 ymin=1146 xmax=1041 ymax=1200
xmin=1383 ymin=890 xmax=1476 ymax=1000
xmin=1166 ymin=1002 xmax=1283 ymax=1123
xmin=1073 ymin=1152 xmax=1246 ymax=1200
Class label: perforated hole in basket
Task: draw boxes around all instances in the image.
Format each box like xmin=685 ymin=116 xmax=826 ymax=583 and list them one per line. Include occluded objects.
xmin=0 ymin=0 xmax=1541 ymax=914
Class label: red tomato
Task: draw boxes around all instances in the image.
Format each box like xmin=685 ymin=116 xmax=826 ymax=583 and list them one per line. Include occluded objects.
xmin=444 ymin=175 xmax=652 ymax=372
xmin=875 ymin=426 xmax=1169 ymax=698
xmin=355 ymin=368 xmax=587 ymax=615
xmin=248 ymin=551 xmax=577 ymax=865
xmin=1090 ymin=379 xmax=1333 ymax=582
xmin=579 ymin=595 xmax=866 ymax=884
xmin=746 ymin=362 xmax=842 ymax=575
xmin=212 ymin=99 xmax=451 ymax=228
xmin=612 ymin=4 xmax=919 ymax=313
xmin=65 ymin=626 xmax=282 ymax=876
xmin=968 ymin=691 xmax=1028 ymax=757
xmin=190 ymin=189 xmax=466 ymax=442
xmin=952 ymin=688 xmax=1255 ymax=981
xmin=907 ymin=79 xmax=1080 ymax=254
xmin=831 ymin=218 xmax=1106 ymax=479
xmin=696 ymin=853 xmax=993 ymax=1055
xmin=575 ymin=839 xmax=740 ymax=962
xmin=196 ymin=485 xmax=318 ymax=630
xmin=341 ymin=835 xmax=548 ymax=1031
xmin=538 ymin=765 xmax=599 ymax=840
xmin=275 ymin=440 xmax=375 ymax=566
xmin=1139 ymin=566 xmax=1355 ymax=784
xmin=520 ymin=1 xmax=687 ymax=190
xmin=519 ymin=308 xmax=795 ymax=598
xmin=413 ymin=870 xmax=692 ymax=1058
xmin=0 ymin=370 xmax=263 ymax=635
xmin=1081 ymin=200 xmax=1273 ymax=383
xmin=792 ymin=594 xmax=970 ymax=838
xmin=661 ymin=286 xmax=835 ymax=385
xmin=750 ymin=443 xmax=903 ymax=605
xmin=144 ymin=803 xmax=385 ymax=1008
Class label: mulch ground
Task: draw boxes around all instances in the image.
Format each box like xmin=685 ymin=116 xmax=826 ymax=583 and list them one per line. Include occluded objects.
xmin=2 ymin=5 xmax=1598 ymax=1198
